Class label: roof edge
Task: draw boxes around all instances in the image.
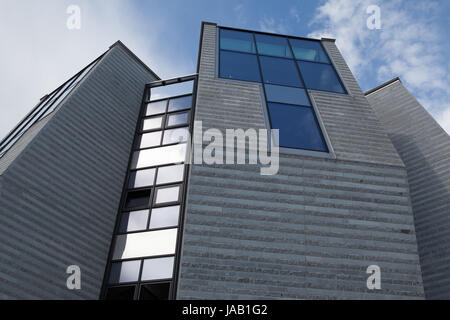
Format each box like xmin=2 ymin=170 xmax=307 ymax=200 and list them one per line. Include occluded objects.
xmin=109 ymin=40 xmax=161 ymax=80
xmin=365 ymin=77 xmax=402 ymax=96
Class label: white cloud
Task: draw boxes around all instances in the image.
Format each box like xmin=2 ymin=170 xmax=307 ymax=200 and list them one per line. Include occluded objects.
xmin=259 ymin=16 xmax=288 ymax=34
xmin=0 ymin=0 xmax=181 ymax=139
xmin=290 ymin=7 xmax=301 ymax=23
xmin=308 ymin=0 xmax=450 ymax=134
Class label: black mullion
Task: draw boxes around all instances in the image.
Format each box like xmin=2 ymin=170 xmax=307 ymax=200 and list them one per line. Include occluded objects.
xmin=286 ymin=39 xmax=308 ymax=91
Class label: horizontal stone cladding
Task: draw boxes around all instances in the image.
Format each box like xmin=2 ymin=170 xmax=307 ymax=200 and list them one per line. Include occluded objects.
xmin=366 ymin=80 xmax=450 ymax=299
xmin=0 ymin=44 xmax=158 ymax=299
xmin=176 ymin=23 xmax=424 ymax=299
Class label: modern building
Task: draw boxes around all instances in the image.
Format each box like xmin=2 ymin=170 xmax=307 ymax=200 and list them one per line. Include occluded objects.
xmin=0 ymin=22 xmax=447 ymax=300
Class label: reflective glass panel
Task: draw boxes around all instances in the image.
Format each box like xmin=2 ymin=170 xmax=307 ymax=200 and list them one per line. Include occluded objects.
xmin=220 ymin=29 xmax=256 ymax=53
xmin=131 ymin=144 xmax=187 ymax=169
xmin=268 ymin=102 xmax=327 ymax=152
xmin=149 ymin=206 xmax=180 ymax=229
xmin=220 ymin=51 xmax=261 ymax=82
xmin=264 ymin=84 xmax=310 ymax=106
xmin=129 ymin=168 xmax=156 ymax=188
xmin=119 ymin=210 xmax=149 ymax=233
xmin=109 ymin=260 xmax=141 ymax=284
xmin=259 ymin=56 xmax=302 ymax=87
xmin=297 ymin=61 xmax=346 ymax=94
xmin=156 ymin=165 xmax=184 ymax=185
xmin=168 ymin=95 xmax=192 ymax=112
xmin=139 ymin=283 xmax=170 ymax=301
xmin=105 ymin=286 xmax=135 ymax=300
xmin=146 ymin=100 xmax=167 ymax=116
xmin=113 ymin=229 xmax=178 ymax=260
xmin=150 ymin=81 xmax=193 ymax=101
xmin=255 ymin=34 xmax=292 ymax=58
xmin=155 ymin=186 xmax=180 ymax=204
xmin=167 ymin=112 xmax=189 ymax=127
xmin=143 ymin=116 xmax=163 ymax=131
xmin=163 ymin=127 xmax=189 ymax=145
xmin=141 ymin=257 xmax=174 ymax=281
xmin=289 ymin=38 xmax=330 ymax=63
xmin=139 ymin=132 xmax=162 ymax=149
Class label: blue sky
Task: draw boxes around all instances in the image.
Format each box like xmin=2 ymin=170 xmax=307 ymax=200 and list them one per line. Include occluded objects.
xmin=1 ymin=0 xmax=449 ymax=137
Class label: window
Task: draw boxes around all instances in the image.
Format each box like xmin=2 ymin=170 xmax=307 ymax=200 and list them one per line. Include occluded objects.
xmin=146 ymin=100 xmax=167 ymax=116
xmin=167 ymin=112 xmax=189 ymax=127
xmin=119 ymin=210 xmax=149 ymax=233
xmin=141 ymin=257 xmax=174 ymax=281
xmin=265 ymin=84 xmax=310 ymax=106
xmin=105 ymin=286 xmax=136 ymax=300
xmin=163 ymin=127 xmax=189 ymax=145
xmin=289 ymin=38 xmax=330 ymax=63
xmin=113 ymin=229 xmax=178 ymax=260
xmin=129 ymin=169 xmax=156 ymax=189
xmin=219 ymin=51 xmax=261 ymax=82
xmin=220 ymin=29 xmax=256 ymax=53
xmin=109 ymin=260 xmax=141 ymax=284
xmin=268 ymin=102 xmax=328 ymax=151
xmin=139 ymin=283 xmax=170 ymax=300
xmin=149 ymin=206 xmax=180 ymax=229
xmin=155 ymin=186 xmax=181 ymax=205
xmin=131 ymin=144 xmax=187 ymax=169
xmin=255 ymin=34 xmax=292 ymax=58
xmin=259 ymin=56 xmax=303 ymax=87
xmin=124 ymin=190 xmax=151 ymax=210
xmin=297 ymin=61 xmax=345 ymax=94
xmin=143 ymin=116 xmax=163 ymax=131
xmin=168 ymin=95 xmax=192 ymax=112
xmin=156 ymin=165 xmax=184 ymax=185
xmin=138 ymin=132 xmax=162 ymax=149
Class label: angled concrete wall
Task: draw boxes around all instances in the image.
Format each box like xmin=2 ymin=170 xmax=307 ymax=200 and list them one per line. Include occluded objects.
xmin=366 ymin=79 xmax=450 ymax=299
xmin=0 ymin=43 xmax=158 ymax=299
xmin=177 ymin=23 xmax=424 ymax=299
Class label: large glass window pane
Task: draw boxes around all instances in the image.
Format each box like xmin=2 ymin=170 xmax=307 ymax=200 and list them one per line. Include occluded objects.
xmin=289 ymin=38 xmax=330 ymax=63
xmin=265 ymin=84 xmax=310 ymax=106
xmin=150 ymin=81 xmax=193 ymax=101
xmin=220 ymin=51 xmax=261 ymax=82
xmin=138 ymin=132 xmax=162 ymax=149
xmin=143 ymin=116 xmax=163 ymax=131
xmin=124 ymin=189 xmax=151 ymax=210
xmin=146 ymin=100 xmax=167 ymax=116
xmin=259 ymin=56 xmax=302 ymax=87
xmin=141 ymin=257 xmax=174 ymax=281
xmin=109 ymin=260 xmax=141 ymax=284
xmin=149 ymin=206 xmax=180 ymax=229
xmin=105 ymin=286 xmax=136 ymax=300
xmin=119 ymin=210 xmax=149 ymax=233
xmin=139 ymin=283 xmax=170 ymax=301
xmin=163 ymin=127 xmax=189 ymax=145
xmin=129 ymin=169 xmax=156 ymax=189
xmin=167 ymin=112 xmax=189 ymax=127
xmin=255 ymin=34 xmax=292 ymax=58
xmin=113 ymin=229 xmax=178 ymax=260
xmin=155 ymin=186 xmax=180 ymax=205
xmin=131 ymin=144 xmax=187 ymax=169
xmin=168 ymin=95 xmax=192 ymax=112
xmin=156 ymin=165 xmax=184 ymax=185
xmin=268 ymin=102 xmax=328 ymax=152
xmin=297 ymin=61 xmax=346 ymax=94
xmin=220 ymin=29 xmax=256 ymax=53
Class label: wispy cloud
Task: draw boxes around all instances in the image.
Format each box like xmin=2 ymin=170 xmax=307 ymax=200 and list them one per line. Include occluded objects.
xmin=290 ymin=7 xmax=301 ymax=23
xmin=259 ymin=16 xmax=288 ymax=34
xmin=308 ymin=0 xmax=450 ymax=133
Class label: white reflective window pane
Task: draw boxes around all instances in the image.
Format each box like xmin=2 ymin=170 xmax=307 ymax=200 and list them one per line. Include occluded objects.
xmin=156 ymin=186 xmax=180 ymax=204
xmin=119 ymin=209 xmax=149 ymax=233
xmin=146 ymin=100 xmax=167 ymax=116
xmin=143 ymin=117 xmax=163 ymax=131
xmin=129 ymin=168 xmax=156 ymax=188
xmin=163 ymin=127 xmax=189 ymax=145
xmin=167 ymin=112 xmax=189 ymax=127
xmin=113 ymin=229 xmax=178 ymax=260
xmin=150 ymin=206 xmax=180 ymax=229
xmin=150 ymin=81 xmax=193 ymax=101
xmin=109 ymin=260 xmax=141 ymax=284
xmin=140 ymin=131 xmax=162 ymax=149
xmin=156 ymin=165 xmax=184 ymax=185
xmin=141 ymin=257 xmax=174 ymax=281
xmin=131 ymin=144 xmax=187 ymax=169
